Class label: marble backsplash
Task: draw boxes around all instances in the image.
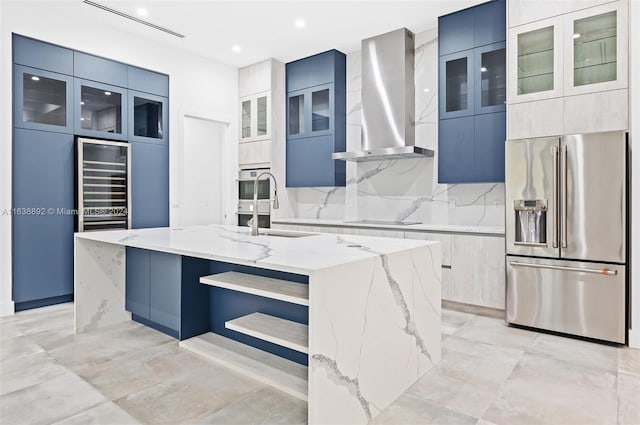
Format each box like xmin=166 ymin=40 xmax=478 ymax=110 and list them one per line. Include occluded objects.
xmin=281 ymin=28 xmax=505 ymax=228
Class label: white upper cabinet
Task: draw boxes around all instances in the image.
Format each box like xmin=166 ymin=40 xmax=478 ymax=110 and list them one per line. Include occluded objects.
xmin=508 ymin=1 xmax=627 ymax=104
xmin=563 ymin=1 xmax=628 ymax=95
xmin=508 ymin=16 xmax=563 ymax=103
xmin=239 ymin=91 xmax=271 ymax=142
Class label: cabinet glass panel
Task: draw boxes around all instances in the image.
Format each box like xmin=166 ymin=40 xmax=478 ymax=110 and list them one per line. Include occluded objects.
xmin=133 ymin=96 xmax=163 ymax=139
xmin=311 ymin=88 xmax=330 ymax=131
xmin=22 ymin=72 xmax=67 ymax=127
xmin=445 ymin=57 xmax=468 ymax=112
xmin=241 ymin=99 xmax=251 ymax=138
xmin=517 ymin=26 xmax=554 ymax=95
xmin=257 ymin=96 xmax=267 ymax=136
xmin=288 ymin=94 xmax=304 ymax=135
xmin=480 ymin=48 xmax=506 ymax=107
xmin=573 ymin=11 xmax=616 ymax=86
xmin=80 ymin=86 xmax=123 ymax=134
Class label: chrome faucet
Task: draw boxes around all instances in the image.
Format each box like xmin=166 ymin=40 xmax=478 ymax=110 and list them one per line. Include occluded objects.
xmin=248 ymin=171 xmax=279 ymax=236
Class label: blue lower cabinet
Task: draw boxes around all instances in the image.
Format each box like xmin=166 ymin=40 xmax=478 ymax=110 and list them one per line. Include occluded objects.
xmin=474 ymin=112 xmax=506 ymax=182
xmin=125 ymin=247 xmax=150 ymax=318
xmin=131 ymin=142 xmax=169 ymax=229
xmin=125 ymin=248 xmax=210 ymax=340
xmin=12 ymin=129 xmax=74 ymax=308
xmin=286 ymin=135 xmax=345 ymax=187
xmin=438 ymin=116 xmax=475 ymax=183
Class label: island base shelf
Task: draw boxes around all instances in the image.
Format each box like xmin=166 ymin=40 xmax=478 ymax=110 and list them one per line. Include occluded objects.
xmin=179 ymin=332 xmax=308 ymax=401
xmin=226 ymin=312 xmax=309 ymax=354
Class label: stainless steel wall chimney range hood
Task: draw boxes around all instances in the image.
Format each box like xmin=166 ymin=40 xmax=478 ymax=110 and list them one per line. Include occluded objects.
xmin=332 ymin=28 xmax=434 ymax=162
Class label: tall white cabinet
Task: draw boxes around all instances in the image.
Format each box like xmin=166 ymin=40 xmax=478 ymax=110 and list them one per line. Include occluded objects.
xmin=237 ymin=59 xmax=285 ymax=169
xmin=507 ymin=0 xmax=629 ymax=139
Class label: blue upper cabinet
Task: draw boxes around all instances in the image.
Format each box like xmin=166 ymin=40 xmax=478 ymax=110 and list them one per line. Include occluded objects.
xmin=286 ymin=50 xmax=346 ymax=187
xmin=128 ymin=90 xmax=168 ymax=144
xmin=438 ymin=7 xmax=475 ymax=56
xmin=14 ymin=65 xmax=74 ymax=134
xmin=13 ymin=34 xmax=73 ymax=75
xmin=438 ymin=0 xmax=506 ymax=184
xmin=74 ymin=52 xmax=128 ymax=87
xmin=74 ymin=78 xmax=128 ymax=141
xmin=128 ymin=66 xmax=169 ymax=97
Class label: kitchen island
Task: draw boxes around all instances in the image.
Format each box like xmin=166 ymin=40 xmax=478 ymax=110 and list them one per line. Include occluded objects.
xmin=74 ymin=225 xmax=441 ymax=424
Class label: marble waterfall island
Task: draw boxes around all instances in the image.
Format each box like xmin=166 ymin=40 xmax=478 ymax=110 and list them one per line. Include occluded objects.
xmin=74 ymin=225 xmax=441 ymax=424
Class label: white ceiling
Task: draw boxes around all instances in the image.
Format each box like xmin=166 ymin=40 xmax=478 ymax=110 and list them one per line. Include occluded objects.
xmin=81 ymin=0 xmax=485 ymax=68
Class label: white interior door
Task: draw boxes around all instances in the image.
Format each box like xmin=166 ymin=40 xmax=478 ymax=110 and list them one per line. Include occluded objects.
xmin=182 ymin=116 xmax=225 ymax=226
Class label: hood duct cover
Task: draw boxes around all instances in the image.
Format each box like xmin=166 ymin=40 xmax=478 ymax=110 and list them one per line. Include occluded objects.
xmin=333 ymin=28 xmax=434 ymax=162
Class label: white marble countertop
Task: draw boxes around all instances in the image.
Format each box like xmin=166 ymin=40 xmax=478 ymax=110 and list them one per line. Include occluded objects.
xmin=75 ymin=225 xmax=435 ymax=275
xmin=271 ymin=217 xmax=505 ymax=235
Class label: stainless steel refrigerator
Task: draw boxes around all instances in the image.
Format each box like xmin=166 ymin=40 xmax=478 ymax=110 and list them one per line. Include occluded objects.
xmin=505 ymin=131 xmax=627 ymax=344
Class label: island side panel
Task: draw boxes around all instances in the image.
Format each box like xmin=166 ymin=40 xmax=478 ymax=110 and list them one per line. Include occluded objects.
xmin=74 ymin=237 xmax=130 ymax=333
xmin=308 ymin=243 xmax=441 ymax=425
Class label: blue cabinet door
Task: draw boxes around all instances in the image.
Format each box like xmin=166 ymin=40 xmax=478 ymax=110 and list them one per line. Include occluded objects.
xmin=286 ymin=50 xmax=337 ymax=92
xmin=438 ymin=116 xmax=475 ymax=183
xmin=131 ymin=142 xmax=169 ymax=228
xmin=439 ymin=7 xmax=475 ymax=55
xmin=128 ymin=66 xmax=169 ymax=97
xmin=149 ymin=251 xmax=181 ymax=331
xmin=128 ymin=90 xmax=168 ymax=145
xmin=12 ymin=34 xmax=73 ymax=75
xmin=474 ymin=42 xmax=506 ymax=115
xmin=12 ymin=129 xmax=74 ymax=303
xmin=286 ymin=135 xmax=341 ymax=187
xmin=474 ymin=112 xmax=505 ymax=182
xmin=439 ymin=49 xmax=475 ymax=120
xmin=74 ymin=52 xmax=128 ymax=88
xmin=74 ymin=79 xmax=128 ymax=141
xmin=474 ymin=0 xmax=506 ymax=47
xmin=125 ymin=247 xmax=150 ymax=318
xmin=14 ymin=65 xmax=74 ymax=134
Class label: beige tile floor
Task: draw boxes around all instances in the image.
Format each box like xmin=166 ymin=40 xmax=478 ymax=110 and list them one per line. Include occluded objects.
xmin=1 ymin=303 xmax=638 ymax=425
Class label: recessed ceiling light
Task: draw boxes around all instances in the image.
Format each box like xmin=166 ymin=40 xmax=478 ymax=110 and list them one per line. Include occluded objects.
xmin=81 ymin=117 xmax=85 ymax=121
xmin=423 ymin=88 xmax=430 ymax=93
xmin=232 ymin=45 xmax=242 ymax=53
xmin=80 ymin=101 xmax=85 ymax=105
xmin=573 ymin=33 xmax=581 ymax=39
xmin=31 ymin=76 xmax=40 ymax=81
xmin=480 ymin=66 xmax=488 ymax=72
xmin=104 ymin=91 xmax=112 ymax=96
xmin=294 ymin=18 xmax=306 ymax=29
xmin=136 ymin=7 xmax=148 ymax=17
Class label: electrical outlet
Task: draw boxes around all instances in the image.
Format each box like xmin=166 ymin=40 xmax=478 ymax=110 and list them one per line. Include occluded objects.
xmin=493 ymin=200 xmax=503 ymax=207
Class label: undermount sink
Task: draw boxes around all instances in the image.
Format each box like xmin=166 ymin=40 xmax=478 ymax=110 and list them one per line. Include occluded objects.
xmin=259 ymin=230 xmax=316 ymax=238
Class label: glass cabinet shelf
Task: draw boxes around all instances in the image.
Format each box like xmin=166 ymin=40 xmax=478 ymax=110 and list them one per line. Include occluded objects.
xmin=445 ymin=57 xmax=469 ymax=112
xmin=256 ymin=96 xmax=267 ymax=136
xmin=241 ymin=99 xmax=251 ymax=139
xmin=573 ymin=11 xmax=616 ymax=86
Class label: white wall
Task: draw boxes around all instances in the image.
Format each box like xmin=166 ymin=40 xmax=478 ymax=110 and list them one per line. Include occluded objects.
xmin=629 ymin=0 xmax=640 ymax=349
xmin=0 ymin=1 xmax=238 ymax=316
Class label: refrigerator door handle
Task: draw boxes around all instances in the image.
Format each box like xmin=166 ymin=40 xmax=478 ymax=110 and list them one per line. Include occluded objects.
xmin=561 ymin=145 xmax=568 ymax=249
xmin=552 ymin=146 xmax=559 ymax=248
xmin=509 ymin=261 xmax=618 ymax=276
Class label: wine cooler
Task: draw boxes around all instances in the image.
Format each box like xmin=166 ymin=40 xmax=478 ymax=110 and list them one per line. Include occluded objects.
xmin=77 ymin=137 xmax=131 ymax=231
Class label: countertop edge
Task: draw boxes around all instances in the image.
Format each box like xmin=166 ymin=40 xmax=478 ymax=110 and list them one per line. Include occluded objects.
xmin=271 ymin=218 xmax=505 ymax=236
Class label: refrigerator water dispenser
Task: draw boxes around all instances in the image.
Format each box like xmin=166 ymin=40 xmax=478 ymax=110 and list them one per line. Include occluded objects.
xmin=514 ymin=200 xmax=547 ymax=246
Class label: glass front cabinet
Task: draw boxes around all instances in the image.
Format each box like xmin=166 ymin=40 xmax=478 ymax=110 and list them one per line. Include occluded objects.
xmin=74 ymin=79 xmax=128 ymax=141
xmin=128 ymin=90 xmax=169 ymax=144
xmin=508 ymin=16 xmax=563 ymax=103
xmin=563 ymin=1 xmax=628 ymax=96
xmin=239 ymin=92 xmax=270 ymax=142
xmin=14 ymin=65 xmax=74 ymax=133
xmin=509 ymin=2 xmax=627 ymax=103
xmin=287 ymin=83 xmax=333 ymax=140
